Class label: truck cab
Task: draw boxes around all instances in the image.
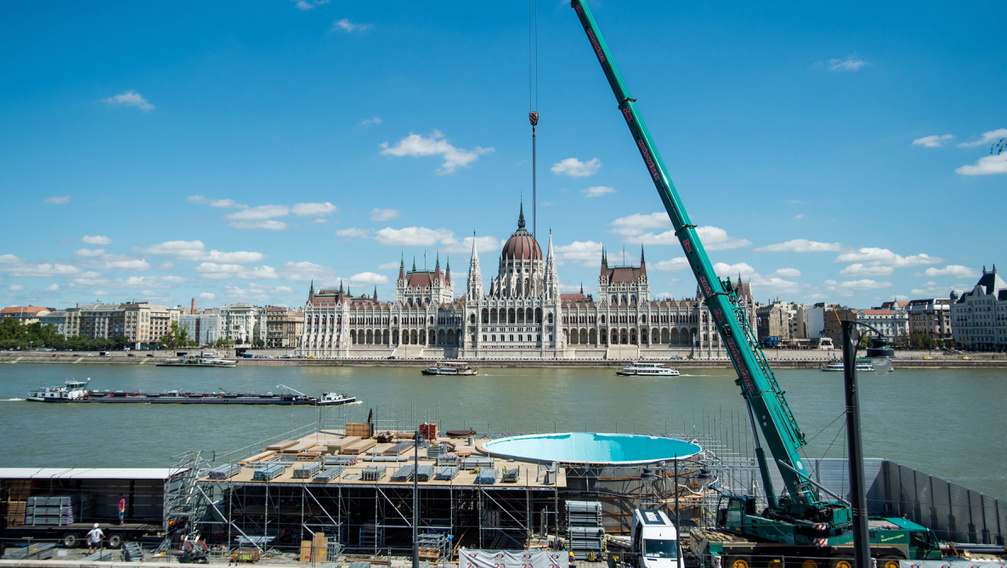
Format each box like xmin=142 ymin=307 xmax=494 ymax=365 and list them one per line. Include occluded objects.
xmin=631 ymin=509 xmax=683 ymax=568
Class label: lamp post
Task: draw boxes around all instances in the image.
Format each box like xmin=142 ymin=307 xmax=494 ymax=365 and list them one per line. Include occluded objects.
xmin=841 ymin=319 xmax=894 ymax=568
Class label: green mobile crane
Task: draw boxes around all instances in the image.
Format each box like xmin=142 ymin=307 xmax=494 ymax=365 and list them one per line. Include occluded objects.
xmin=569 ymin=2 xmax=941 ymax=567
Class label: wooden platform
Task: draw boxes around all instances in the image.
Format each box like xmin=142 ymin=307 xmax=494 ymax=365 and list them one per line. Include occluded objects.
xmin=206 ymin=429 xmax=566 ymax=489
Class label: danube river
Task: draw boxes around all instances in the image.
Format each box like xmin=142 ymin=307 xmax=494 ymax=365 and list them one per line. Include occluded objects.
xmin=1 ymin=363 xmax=1004 ymax=500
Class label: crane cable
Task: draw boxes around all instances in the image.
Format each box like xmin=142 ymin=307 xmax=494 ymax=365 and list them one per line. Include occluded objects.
xmin=528 ymin=0 xmax=539 ymax=239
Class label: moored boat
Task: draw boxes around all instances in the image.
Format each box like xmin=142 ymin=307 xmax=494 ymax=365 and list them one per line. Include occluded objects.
xmin=156 ymin=351 xmax=237 ymax=368
xmin=819 ymin=359 xmax=875 ymax=372
xmin=421 ymin=362 xmax=478 ymax=376
xmin=616 ymin=361 xmax=680 ymax=376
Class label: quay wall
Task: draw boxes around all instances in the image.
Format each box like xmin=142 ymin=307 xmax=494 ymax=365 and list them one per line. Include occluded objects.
xmin=3 ymin=350 xmax=1006 ymax=369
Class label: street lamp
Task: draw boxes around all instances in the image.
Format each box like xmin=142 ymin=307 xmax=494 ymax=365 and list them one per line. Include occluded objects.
xmin=840 ymin=319 xmax=894 ymax=568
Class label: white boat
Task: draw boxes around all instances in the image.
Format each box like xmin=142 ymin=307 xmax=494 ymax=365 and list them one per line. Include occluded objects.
xmin=27 ymin=379 xmax=90 ymax=402
xmin=616 ymin=362 xmax=680 ymax=377
xmin=819 ymin=359 xmax=875 ymax=372
xmin=421 ymin=363 xmax=478 ymax=376
xmin=157 ymin=351 xmax=237 ymax=368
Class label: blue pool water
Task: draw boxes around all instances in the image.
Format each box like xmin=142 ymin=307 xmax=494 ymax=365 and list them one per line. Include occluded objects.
xmin=480 ymin=432 xmax=702 ymax=465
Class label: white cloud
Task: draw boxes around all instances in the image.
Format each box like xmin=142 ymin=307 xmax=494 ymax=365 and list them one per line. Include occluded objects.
xmin=336 ymin=228 xmax=371 ymax=239
xmin=840 ymin=263 xmax=893 ymax=277
xmin=829 ymin=56 xmax=869 ymax=72
xmin=349 ymin=272 xmax=389 ymax=286
xmin=199 ymin=292 xmax=216 ymax=300
xmin=582 ymin=185 xmax=615 ymax=197
xmin=210 ymin=198 xmax=235 ymax=208
xmin=380 ymin=130 xmax=492 ymax=174
xmin=282 ymin=261 xmax=334 ymax=282
xmin=554 ymin=241 xmax=603 ymax=266
xmin=292 ymin=202 xmax=337 ymax=216
xmin=292 ymin=0 xmax=328 ymax=9
xmin=73 ymin=248 xmax=106 ymax=258
xmin=441 ymin=235 xmax=502 ymax=255
xmin=957 ymin=128 xmax=1007 ymax=148
xmin=8 ymin=284 xmax=23 ymax=292
xmin=651 ymin=257 xmax=689 ymax=271
xmin=0 ymin=255 xmax=80 ymax=278
xmin=835 ymin=247 xmax=941 ymax=269
xmin=773 ymin=267 xmax=802 ymax=278
xmin=227 ymin=205 xmax=290 ymax=221
xmin=121 ymin=275 xmax=185 ymax=288
xmin=610 ymin=212 xmax=672 ymax=236
xmin=378 ymin=262 xmax=400 ymax=270
xmin=101 ymin=89 xmax=154 ymax=111
xmin=194 ymin=263 xmax=278 ymax=280
xmin=359 ymin=116 xmax=382 ymax=127
xmin=913 ymin=134 xmax=954 ymax=148
xmin=45 ymin=284 xmax=59 ymax=291
xmin=333 ymin=18 xmax=371 ymax=32
xmin=373 ymin=226 xmax=454 ymax=247
xmin=824 ymin=279 xmax=892 ymax=296
xmin=955 ymin=153 xmax=1007 ymax=175
xmin=370 ymin=208 xmax=400 ymax=221
xmin=139 ymin=241 xmax=264 ymax=263
xmin=229 ymin=220 xmax=288 ymax=230
xmin=713 ymin=262 xmax=757 ymax=279
xmin=81 ymin=235 xmax=112 ymax=245
xmin=45 ymin=195 xmax=71 ymax=204
xmin=923 ymin=265 xmax=980 ymax=278
xmin=551 ymin=157 xmax=601 ymax=177
xmin=755 ymin=239 xmax=843 ymax=253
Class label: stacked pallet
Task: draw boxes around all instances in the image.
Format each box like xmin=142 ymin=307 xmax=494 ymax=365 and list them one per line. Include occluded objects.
xmin=474 ymin=468 xmax=498 ymax=485
xmin=325 ymin=437 xmax=360 ymax=454
xmin=209 ymin=464 xmax=241 ymax=480
xmin=341 ymin=438 xmax=377 ymax=455
xmin=252 ymin=463 xmax=287 ymax=482
xmin=4 ymin=479 xmax=30 ymax=526
xmin=323 ymin=455 xmax=356 ymax=466
xmin=26 ymin=494 xmax=92 ymax=526
xmin=293 ymin=463 xmax=322 ymax=479
xmin=360 ymin=466 xmax=386 ymax=481
xmin=566 ymin=500 xmax=605 ymax=560
xmin=313 ymin=466 xmax=344 ymax=482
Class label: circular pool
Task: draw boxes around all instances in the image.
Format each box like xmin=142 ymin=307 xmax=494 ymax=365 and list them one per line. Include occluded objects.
xmin=479 ymin=432 xmax=701 ymax=465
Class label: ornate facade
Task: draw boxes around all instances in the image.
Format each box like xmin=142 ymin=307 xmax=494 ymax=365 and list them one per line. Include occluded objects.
xmin=299 ymin=206 xmax=753 ymax=360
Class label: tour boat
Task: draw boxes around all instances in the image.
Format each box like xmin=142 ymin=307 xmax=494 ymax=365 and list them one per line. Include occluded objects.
xmin=421 ymin=363 xmax=478 ymax=376
xmin=616 ymin=362 xmax=680 ymax=377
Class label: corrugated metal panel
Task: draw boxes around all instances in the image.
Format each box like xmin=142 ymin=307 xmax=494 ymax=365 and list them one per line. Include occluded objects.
xmin=0 ymin=468 xmax=183 ymax=480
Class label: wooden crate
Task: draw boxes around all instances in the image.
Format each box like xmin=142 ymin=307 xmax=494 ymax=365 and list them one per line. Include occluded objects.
xmin=345 ymin=423 xmax=372 ymax=438
xmin=418 ymin=547 xmax=440 ymax=562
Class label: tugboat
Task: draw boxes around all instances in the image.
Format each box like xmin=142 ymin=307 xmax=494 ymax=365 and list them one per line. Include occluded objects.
xmin=27 ymin=379 xmax=90 ymax=402
xmin=421 ymin=362 xmax=478 ymax=376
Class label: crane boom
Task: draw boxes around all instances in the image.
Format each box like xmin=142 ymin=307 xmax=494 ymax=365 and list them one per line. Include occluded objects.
xmin=570 ymin=0 xmax=834 ymax=522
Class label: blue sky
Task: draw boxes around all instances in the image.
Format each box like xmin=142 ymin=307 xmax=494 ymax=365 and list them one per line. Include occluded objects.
xmin=1 ymin=1 xmax=1004 ymax=312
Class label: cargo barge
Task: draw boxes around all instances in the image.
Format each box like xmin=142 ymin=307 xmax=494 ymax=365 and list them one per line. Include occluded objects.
xmin=26 ymin=380 xmax=355 ymax=406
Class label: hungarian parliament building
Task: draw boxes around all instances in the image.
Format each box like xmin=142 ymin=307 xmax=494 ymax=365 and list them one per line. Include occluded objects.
xmin=298 ymin=207 xmax=755 ymax=360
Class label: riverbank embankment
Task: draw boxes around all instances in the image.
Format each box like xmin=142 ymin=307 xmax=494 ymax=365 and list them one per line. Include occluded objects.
xmin=4 ymin=350 xmax=1005 ymax=369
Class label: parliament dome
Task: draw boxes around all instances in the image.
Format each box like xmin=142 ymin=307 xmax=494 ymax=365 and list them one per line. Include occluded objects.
xmin=500 ymin=206 xmax=542 ymax=261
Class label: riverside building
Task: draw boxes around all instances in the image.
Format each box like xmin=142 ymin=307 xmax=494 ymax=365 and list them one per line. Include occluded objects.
xmin=299 ymin=207 xmax=754 ymax=360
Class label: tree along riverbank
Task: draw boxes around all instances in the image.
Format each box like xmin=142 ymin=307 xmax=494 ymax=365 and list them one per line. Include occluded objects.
xmin=3 ymin=350 xmax=1005 ymax=369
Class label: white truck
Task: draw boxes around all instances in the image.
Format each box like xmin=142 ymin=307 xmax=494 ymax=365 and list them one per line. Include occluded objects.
xmin=629 ymin=509 xmax=684 ymax=568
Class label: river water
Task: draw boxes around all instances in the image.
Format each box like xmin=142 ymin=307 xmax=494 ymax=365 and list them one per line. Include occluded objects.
xmin=1 ymin=363 xmax=1004 ymax=500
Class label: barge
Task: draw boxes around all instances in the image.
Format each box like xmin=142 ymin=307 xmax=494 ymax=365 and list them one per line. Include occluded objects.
xmin=27 ymin=380 xmax=355 ymax=406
